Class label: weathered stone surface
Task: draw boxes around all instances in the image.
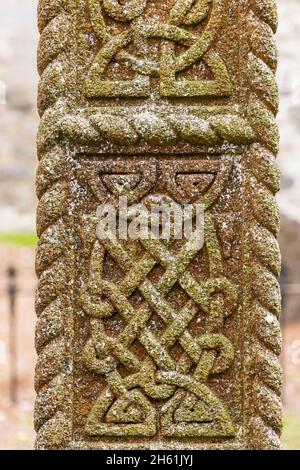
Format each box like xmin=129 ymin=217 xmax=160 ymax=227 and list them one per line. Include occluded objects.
xmin=35 ymin=0 xmax=282 ymax=450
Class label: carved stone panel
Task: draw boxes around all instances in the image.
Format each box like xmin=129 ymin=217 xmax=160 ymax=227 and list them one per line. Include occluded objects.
xmin=72 ymin=154 xmax=242 ymax=447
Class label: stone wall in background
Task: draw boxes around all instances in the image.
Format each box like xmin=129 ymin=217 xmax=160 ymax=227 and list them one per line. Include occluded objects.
xmin=0 ymin=0 xmax=39 ymax=231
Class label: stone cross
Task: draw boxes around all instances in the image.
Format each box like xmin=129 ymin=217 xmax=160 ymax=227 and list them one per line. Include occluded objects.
xmin=35 ymin=0 xmax=282 ymax=450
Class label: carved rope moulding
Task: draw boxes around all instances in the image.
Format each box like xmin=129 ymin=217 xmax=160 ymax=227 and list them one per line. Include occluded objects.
xmin=35 ymin=0 xmax=282 ymax=450
xmin=37 ymin=0 xmax=256 ymax=147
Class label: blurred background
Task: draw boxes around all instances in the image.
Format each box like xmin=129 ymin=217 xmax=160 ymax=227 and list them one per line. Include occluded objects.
xmin=0 ymin=0 xmax=299 ymax=450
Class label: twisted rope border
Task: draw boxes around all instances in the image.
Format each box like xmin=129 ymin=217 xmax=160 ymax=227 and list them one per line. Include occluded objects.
xmin=244 ymin=0 xmax=282 ymax=450
xmin=35 ymin=0 xmax=77 ymax=450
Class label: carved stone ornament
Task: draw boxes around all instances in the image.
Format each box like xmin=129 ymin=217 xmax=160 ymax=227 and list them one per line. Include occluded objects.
xmin=35 ymin=0 xmax=282 ymax=450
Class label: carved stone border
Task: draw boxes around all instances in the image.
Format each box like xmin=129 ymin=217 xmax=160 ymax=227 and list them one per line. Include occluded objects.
xmin=35 ymin=0 xmax=77 ymax=450
xmin=243 ymin=0 xmax=282 ymax=450
xmin=35 ymin=0 xmax=282 ymax=449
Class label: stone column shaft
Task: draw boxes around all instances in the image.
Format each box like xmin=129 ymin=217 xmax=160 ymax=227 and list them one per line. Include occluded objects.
xmin=35 ymin=0 xmax=282 ymax=450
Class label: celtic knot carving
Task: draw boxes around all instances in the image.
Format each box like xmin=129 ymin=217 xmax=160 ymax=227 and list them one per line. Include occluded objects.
xmin=35 ymin=0 xmax=282 ymax=450
xmin=85 ymin=0 xmax=232 ymax=98
xmin=78 ymin=156 xmax=238 ymax=438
